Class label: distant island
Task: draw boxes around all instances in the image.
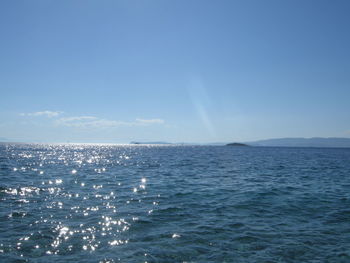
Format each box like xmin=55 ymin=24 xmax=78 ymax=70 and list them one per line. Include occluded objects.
xmin=226 ymin=142 xmax=249 ymax=147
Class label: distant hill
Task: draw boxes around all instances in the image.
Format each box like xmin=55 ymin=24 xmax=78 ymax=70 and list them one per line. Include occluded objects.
xmin=248 ymin=137 xmax=350 ymax=148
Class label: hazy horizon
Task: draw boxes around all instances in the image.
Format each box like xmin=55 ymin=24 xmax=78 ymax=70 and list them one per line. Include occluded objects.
xmin=1 ymin=1 xmax=350 ymax=143
xmin=2 ymin=137 xmax=350 ymax=147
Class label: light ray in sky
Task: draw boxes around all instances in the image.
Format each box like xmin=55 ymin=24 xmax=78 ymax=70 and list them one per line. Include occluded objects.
xmin=188 ymin=76 xmax=216 ymax=139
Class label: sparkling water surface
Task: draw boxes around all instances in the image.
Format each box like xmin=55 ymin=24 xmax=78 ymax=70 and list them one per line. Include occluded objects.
xmin=0 ymin=144 xmax=350 ymax=262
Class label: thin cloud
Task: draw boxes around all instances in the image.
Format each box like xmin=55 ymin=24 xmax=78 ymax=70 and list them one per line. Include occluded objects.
xmin=136 ymin=118 xmax=165 ymax=124
xmin=57 ymin=116 xmax=98 ymax=122
xmin=55 ymin=116 xmax=126 ymax=128
xmin=55 ymin=116 xmax=165 ymax=128
xmin=20 ymin=111 xmax=63 ymax=118
xmin=20 ymin=110 xmax=165 ymax=128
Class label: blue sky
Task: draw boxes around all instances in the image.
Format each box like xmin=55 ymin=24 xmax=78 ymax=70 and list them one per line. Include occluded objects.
xmin=1 ymin=0 xmax=350 ymax=143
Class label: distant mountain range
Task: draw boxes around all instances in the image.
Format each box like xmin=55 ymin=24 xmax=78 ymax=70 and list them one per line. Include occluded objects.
xmin=246 ymin=137 xmax=350 ymax=148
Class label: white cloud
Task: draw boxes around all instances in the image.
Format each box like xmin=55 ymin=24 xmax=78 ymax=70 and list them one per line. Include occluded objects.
xmin=56 ymin=116 xmax=97 ymax=122
xmin=55 ymin=116 xmax=125 ymax=128
xmin=135 ymin=118 xmax=165 ymax=124
xmin=19 ymin=110 xmax=165 ymax=129
xmin=55 ymin=116 xmax=165 ymax=128
xmin=20 ymin=111 xmax=63 ymax=118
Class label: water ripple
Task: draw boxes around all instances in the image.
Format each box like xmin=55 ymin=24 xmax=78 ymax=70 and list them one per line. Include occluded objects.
xmin=0 ymin=144 xmax=350 ymax=262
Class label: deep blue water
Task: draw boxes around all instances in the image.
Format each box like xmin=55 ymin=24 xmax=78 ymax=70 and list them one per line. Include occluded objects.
xmin=0 ymin=144 xmax=350 ymax=263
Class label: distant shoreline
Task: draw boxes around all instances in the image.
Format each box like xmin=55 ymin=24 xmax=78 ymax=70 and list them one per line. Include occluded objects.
xmin=1 ymin=141 xmax=350 ymax=149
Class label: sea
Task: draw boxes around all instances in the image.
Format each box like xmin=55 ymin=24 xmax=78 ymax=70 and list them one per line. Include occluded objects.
xmin=0 ymin=144 xmax=350 ymax=263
